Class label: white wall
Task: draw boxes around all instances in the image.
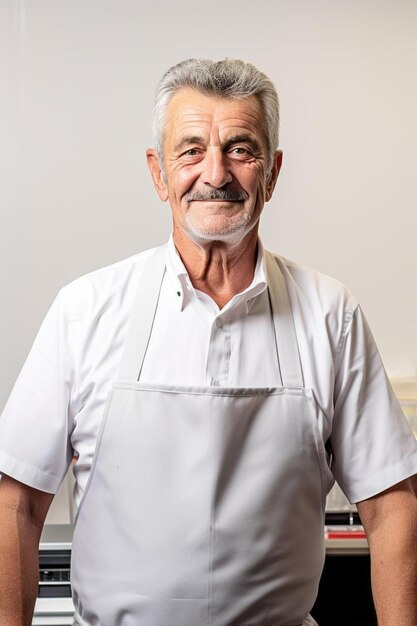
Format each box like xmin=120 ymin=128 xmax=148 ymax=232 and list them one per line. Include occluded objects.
xmin=1 ymin=0 xmax=417 ymax=417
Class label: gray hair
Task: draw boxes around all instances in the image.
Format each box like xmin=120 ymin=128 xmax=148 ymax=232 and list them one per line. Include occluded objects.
xmin=152 ymin=58 xmax=280 ymax=171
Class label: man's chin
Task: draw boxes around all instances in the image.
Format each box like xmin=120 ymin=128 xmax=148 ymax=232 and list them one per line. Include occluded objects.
xmin=182 ymin=216 xmax=254 ymax=246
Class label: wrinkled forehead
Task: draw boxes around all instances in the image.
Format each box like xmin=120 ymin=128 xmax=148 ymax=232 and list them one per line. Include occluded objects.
xmin=164 ymin=87 xmax=267 ymax=146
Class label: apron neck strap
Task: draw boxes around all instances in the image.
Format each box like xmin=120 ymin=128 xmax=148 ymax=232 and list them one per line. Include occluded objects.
xmin=117 ymin=245 xmax=167 ymax=381
xmin=265 ymin=251 xmax=304 ymax=388
xmin=118 ymin=245 xmax=304 ymax=389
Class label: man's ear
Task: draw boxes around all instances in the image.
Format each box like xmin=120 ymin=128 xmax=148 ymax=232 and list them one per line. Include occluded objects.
xmin=146 ymin=149 xmax=168 ymax=201
xmin=265 ymin=150 xmax=283 ymax=202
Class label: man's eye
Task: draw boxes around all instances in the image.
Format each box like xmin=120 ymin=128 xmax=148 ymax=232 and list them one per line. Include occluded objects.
xmin=228 ymin=146 xmax=254 ymax=160
xmin=183 ymin=148 xmax=200 ymax=156
xmin=229 ymin=146 xmax=252 ymax=156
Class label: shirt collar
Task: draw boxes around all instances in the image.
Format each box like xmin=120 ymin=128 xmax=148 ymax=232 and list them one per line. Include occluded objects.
xmin=165 ymin=234 xmax=267 ymax=313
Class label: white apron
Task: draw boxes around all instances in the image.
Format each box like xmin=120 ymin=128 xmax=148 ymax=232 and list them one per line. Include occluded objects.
xmin=71 ymin=246 xmax=331 ymax=625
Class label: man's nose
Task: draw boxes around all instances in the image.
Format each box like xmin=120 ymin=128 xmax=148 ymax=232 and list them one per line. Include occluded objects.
xmin=201 ymin=149 xmax=233 ymax=188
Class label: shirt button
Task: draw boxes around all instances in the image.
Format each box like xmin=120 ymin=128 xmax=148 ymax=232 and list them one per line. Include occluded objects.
xmin=215 ymin=318 xmax=223 ymax=328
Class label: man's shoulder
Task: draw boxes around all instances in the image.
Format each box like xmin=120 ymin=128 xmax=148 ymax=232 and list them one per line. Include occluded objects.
xmin=267 ymin=250 xmax=359 ymax=319
xmin=57 ymin=244 xmax=164 ymax=320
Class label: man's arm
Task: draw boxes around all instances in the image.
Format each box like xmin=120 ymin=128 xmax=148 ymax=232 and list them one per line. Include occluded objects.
xmin=357 ymin=478 xmax=417 ymax=626
xmin=0 ymin=473 xmax=54 ymax=626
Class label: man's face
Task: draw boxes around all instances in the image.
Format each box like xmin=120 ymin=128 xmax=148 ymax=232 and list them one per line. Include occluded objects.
xmin=147 ymin=88 xmax=282 ymax=247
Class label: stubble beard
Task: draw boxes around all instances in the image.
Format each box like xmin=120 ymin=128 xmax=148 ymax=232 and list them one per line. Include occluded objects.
xmin=183 ymin=206 xmax=256 ymax=246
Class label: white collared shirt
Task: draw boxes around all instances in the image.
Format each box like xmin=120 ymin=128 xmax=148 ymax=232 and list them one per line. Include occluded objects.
xmin=1 ymin=237 xmax=416 ymax=507
xmin=141 ymin=238 xmax=275 ymax=388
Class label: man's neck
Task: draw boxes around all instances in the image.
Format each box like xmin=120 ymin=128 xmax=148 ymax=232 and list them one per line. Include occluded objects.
xmin=173 ymin=227 xmax=259 ymax=309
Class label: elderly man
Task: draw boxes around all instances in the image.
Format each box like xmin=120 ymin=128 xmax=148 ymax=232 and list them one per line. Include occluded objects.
xmin=0 ymin=58 xmax=416 ymax=626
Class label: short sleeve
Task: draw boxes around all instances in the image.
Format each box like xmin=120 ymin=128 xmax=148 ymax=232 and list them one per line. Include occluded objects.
xmin=331 ymin=305 xmax=417 ymax=503
xmin=0 ymin=290 xmax=75 ymax=493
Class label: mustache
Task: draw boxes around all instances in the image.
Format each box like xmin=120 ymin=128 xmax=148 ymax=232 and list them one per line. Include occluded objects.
xmin=185 ymin=187 xmax=249 ymax=202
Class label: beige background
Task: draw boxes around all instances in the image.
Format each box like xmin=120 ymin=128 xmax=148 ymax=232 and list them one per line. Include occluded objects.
xmin=1 ymin=0 xmax=417 ymax=418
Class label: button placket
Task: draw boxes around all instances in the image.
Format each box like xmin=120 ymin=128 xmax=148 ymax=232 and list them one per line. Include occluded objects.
xmin=205 ymin=316 xmax=231 ymax=387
